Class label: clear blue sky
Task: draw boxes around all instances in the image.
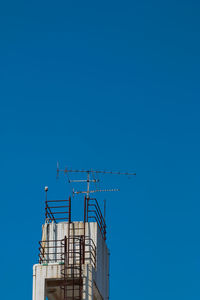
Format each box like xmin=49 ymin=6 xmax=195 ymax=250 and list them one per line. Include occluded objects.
xmin=1 ymin=0 xmax=200 ymax=299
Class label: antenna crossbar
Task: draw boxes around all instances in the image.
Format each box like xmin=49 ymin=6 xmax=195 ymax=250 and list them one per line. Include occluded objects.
xmin=69 ymin=179 xmax=99 ymax=183
xmin=57 ymin=167 xmax=136 ymax=176
xmin=57 ymin=164 xmax=136 ymax=200
xmin=73 ymin=188 xmax=119 ymax=195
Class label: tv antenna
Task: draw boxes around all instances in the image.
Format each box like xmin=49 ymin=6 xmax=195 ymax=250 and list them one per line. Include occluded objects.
xmin=57 ymin=163 xmax=136 ymax=200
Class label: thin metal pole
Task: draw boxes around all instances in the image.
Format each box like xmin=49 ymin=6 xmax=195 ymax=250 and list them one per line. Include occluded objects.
xmin=72 ymin=237 xmax=75 ymax=300
xmin=69 ymin=196 xmax=71 ymax=223
xmin=104 ymin=199 xmax=106 ymax=221
xmin=83 ymin=196 xmax=86 ymax=264
xmin=45 ymin=188 xmax=48 ymax=220
xmin=87 ymin=171 xmax=90 ymax=200
xmin=79 ymin=238 xmax=82 ymax=299
xmin=86 ymin=198 xmax=89 ymax=222
xmin=64 ymin=235 xmax=67 ymax=300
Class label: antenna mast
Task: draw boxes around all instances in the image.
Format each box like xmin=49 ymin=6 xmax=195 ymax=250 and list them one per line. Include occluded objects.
xmin=57 ymin=164 xmax=136 ymax=199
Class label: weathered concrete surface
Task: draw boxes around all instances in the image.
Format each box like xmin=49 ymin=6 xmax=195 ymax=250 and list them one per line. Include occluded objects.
xmin=32 ymin=222 xmax=109 ymax=300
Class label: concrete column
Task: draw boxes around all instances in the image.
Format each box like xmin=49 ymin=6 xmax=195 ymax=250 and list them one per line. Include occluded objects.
xmin=33 ymin=222 xmax=109 ymax=300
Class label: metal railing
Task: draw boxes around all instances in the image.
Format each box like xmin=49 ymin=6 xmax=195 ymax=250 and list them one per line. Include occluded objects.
xmin=45 ymin=197 xmax=71 ymax=223
xmin=85 ymin=197 xmax=106 ymax=240
xmin=39 ymin=236 xmax=96 ymax=268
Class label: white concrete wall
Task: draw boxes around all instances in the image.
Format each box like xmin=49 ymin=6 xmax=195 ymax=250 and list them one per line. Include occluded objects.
xmin=33 ymin=221 xmax=109 ymax=300
xmin=94 ymin=224 xmax=109 ymax=300
xmin=33 ymin=263 xmax=62 ymax=300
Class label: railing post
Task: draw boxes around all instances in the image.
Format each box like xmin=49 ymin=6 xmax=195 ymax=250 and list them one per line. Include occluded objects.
xmin=45 ymin=187 xmax=48 ymax=220
xmin=86 ymin=198 xmax=89 ymax=222
xmin=79 ymin=238 xmax=82 ymax=277
xmin=69 ymin=196 xmax=71 ymax=223
xmin=84 ymin=196 xmax=86 ymax=223
xmin=64 ymin=235 xmax=67 ymax=279
xmin=83 ymin=196 xmax=86 ymax=264
xmin=45 ymin=201 xmax=48 ymax=220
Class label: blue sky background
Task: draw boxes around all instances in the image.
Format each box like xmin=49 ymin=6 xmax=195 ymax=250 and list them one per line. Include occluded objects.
xmin=1 ymin=0 xmax=200 ymax=299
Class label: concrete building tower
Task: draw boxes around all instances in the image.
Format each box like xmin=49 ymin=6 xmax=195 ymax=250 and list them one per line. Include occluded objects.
xmin=32 ymin=186 xmax=109 ymax=300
